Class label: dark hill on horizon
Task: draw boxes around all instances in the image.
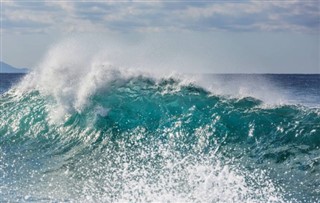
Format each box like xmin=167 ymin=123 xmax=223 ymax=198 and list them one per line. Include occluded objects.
xmin=0 ymin=61 xmax=29 ymax=73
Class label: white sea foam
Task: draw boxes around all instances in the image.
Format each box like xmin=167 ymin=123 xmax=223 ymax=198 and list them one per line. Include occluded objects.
xmin=16 ymin=37 xmax=289 ymax=120
xmin=17 ymin=38 xmax=145 ymax=120
xmin=1 ymin=41 xmax=290 ymax=203
xmin=14 ymin=38 xmax=191 ymax=120
xmin=13 ymin=127 xmax=285 ymax=203
xmin=193 ymin=74 xmax=289 ymax=105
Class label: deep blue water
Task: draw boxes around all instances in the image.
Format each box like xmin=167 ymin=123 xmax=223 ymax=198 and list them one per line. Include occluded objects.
xmin=202 ymin=74 xmax=320 ymax=107
xmin=0 ymin=73 xmax=26 ymax=94
xmin=0 ymin=73 xmax=319 ymax=202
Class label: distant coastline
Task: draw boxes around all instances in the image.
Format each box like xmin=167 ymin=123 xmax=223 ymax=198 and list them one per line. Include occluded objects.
xmin=0 ymin=61 xmax=29 ymax=73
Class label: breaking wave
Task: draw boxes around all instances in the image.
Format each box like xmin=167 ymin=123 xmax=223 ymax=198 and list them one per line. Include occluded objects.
xmin=1 ymin=40 xmax=319 ymax=202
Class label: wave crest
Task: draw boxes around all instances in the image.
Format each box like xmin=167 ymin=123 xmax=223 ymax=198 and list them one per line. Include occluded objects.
xmin=1 ymin=39 xmax=319 ymax=202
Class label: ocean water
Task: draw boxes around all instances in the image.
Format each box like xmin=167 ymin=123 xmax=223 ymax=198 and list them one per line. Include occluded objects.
xmin=0 ymin=67 xmax=319 ymax=202
xmin=0 ymin=73 xmax=26 ymax=94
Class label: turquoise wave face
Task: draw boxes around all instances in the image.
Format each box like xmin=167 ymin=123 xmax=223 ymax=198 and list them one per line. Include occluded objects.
xmin=1 ymin=77 xmax=319 ymax=202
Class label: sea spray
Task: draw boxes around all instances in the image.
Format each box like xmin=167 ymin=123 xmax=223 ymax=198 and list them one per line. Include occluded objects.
xmin=1 ymin=40 xmax=319 ymax=202
xmin=1 ymin=73 xmax=320 ymax=202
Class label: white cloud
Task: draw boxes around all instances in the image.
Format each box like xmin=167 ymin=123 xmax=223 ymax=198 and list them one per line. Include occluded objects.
xmin=175 ymin=2 xmax=270 ymax=19
xmin=4 ymin=9 xmax=55 ymax=24
xmin=2 ymin=1 xmax=319 ymax=34
xmin=45 ymin=1 xmax=75 ymax=13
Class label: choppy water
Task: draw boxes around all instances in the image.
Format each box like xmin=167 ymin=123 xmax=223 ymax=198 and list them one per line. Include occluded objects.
xmin=1 ymin=71 xmax=319 ymax=202
xmin=0 ymin=42 xmax=319 ymax=202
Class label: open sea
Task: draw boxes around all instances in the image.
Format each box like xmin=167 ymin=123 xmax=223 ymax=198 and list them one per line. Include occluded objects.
xmin=0 ymin=71 xmax=319 ymax=202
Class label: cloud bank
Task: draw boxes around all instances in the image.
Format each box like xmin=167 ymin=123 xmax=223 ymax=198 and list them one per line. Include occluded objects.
xmin=2 ymin=1 xmax=319 ymax=34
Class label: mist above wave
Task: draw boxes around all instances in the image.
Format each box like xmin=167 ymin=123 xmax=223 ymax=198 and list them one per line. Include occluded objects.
xmin=1 ymin=37 xmax=319 ymax=202
xmin=15 ymin=37 xmax=293 ymax=121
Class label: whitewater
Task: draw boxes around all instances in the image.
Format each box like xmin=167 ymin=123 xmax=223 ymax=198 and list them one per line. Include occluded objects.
xmin=0 ymin=40 xmax=319 ymax=202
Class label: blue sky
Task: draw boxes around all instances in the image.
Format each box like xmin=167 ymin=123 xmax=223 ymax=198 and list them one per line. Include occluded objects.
xmin=1 ymin=0 xmax=319 ymax=73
